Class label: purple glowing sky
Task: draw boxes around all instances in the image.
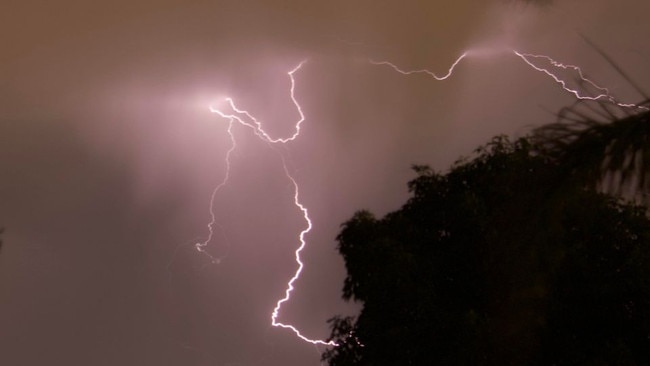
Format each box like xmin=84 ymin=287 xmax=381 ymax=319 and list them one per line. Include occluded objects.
xmin=1 ymin=1 xmax=649 ymax=365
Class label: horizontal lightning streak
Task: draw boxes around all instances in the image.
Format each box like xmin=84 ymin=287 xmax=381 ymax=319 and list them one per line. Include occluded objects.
xmin=513 ymin=51 xmax=647 ymax=110
xmin=370 ymin=52 xmax=468 ymax=80
xmin=371 ymin=48 xmax=646 ymax=110
xmin=513 ymin=50 xmax=613 ymax=100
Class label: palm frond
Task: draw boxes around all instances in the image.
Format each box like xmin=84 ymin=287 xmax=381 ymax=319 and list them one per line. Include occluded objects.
xmin=534 ymin=100 xmax=650 ymax=201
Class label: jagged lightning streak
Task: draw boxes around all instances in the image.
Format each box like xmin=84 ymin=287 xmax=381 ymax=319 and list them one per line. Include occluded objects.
xmin=513 ymin=51 xmax=613 ymax=100
xmin=513 ymin=51 xmax=647 ymax=109
xmin=199 ymin=45 xmax=642 ymax=350
xmin=270 ymin=162 xmax=336 ymax=346
xmin=370 ymin=52 xmax=469 ymax=80
xmin=203 ymin=60 xmax=336 ymax=346
xmin=194 ymin=118 xmax=235 ymax=265
xmin=371 ymin=48 xmax=646 ymax=110
xmin=211 ymin=62 xmax=307 ymax=143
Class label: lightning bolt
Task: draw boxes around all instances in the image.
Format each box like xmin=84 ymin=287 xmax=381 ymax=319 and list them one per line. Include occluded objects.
xmin=513 ymin=51 xmax=647 ymax=109
xmin=270 ymin=161 xmax=336 ymax=346
xmin=201 ymin=60 xmax=336 ymax=346
xmin=370 ymin=51 xmax=469 ymax=80
xmin=195 ymin=43 xmax=645 ymax=354
xmin=209 ymin=62 xmax=307 ymax=143
xmin=193 ymin=118 xmax=235 ymax=265
xmin=371 ymin=48 xmax=647 ymax=110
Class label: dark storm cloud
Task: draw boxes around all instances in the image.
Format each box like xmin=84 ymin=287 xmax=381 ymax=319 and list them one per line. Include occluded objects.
xmin=1 ymin=1 xmax=649 ymax=365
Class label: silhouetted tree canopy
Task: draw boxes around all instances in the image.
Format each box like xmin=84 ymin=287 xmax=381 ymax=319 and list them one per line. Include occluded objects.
xmin=323 ymin=136 xmax=650 ymax=365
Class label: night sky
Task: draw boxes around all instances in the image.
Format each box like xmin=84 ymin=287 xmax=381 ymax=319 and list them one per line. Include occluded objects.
xmin=1 ymin=1 xmax=650 ymax=365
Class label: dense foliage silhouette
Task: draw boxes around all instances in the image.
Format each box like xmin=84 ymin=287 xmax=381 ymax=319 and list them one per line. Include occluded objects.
xmin=323 ymin=136 xmax=650 ymax=365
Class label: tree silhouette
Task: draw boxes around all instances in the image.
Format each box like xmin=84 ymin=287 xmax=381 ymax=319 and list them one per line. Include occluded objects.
xmin=534 ymin=100 xmax=650 ymax=201
xmin=323 ymin=136 xmax=650 ymax=365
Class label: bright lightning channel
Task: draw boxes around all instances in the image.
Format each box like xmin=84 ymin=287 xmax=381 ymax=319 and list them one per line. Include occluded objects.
xmin=371 ymin=48 xmax=646 ymax=110
xmin=198 ymin=45 xmax=642 ymax=351
xmin=210 ymin=62 xmax=307 ymax=143
xmin=270 ymin=161 xmax=335 ymax=345
xmin=203 ymin=60 xmax=336 ymax=346
xmin=370 ymin=52 xmax=468 ymax=80
xmin=513 ymin=51 xmax=646 ymax=109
